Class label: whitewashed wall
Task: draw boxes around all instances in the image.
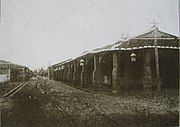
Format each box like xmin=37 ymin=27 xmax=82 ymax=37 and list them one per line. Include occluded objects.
xmin=0 ymin=69 xmax=10 ymax=82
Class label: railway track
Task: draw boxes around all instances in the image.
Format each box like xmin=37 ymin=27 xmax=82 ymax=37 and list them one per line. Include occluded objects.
xmin=3 ymin=81 xmax=28 ymax=99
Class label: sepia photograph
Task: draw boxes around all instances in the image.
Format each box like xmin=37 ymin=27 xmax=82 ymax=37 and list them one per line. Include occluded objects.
xmin=0 ymin=0 xmax=179 ymax=127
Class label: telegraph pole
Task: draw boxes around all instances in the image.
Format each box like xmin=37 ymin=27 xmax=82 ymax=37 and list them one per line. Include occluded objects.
xmin=0 ymin=104 xmax=1 ymax=127
xmin=178 ymin=0 xmax=180 ymax=37
xmin=0 ymin=0 xmax=1 ymax=23
xmin=152 ymin=22 xmax=161 ymax=91
xmin=0 ymin=98 xmax=2 ymax=127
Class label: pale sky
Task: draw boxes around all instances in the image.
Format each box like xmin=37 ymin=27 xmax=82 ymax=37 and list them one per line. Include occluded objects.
xmin=0 ymin=0 xmax=179 ymax=70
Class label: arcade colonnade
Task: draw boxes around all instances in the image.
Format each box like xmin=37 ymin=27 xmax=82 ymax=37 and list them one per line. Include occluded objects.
xmin=48 ymin=48 xmax=179 ymax=93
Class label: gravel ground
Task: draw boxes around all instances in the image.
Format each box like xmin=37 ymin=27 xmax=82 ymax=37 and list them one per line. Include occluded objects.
xmin=0 ymin=82 xmax=23 ymax=97
xmin=1 ymin=78 xmax=179 ymax=127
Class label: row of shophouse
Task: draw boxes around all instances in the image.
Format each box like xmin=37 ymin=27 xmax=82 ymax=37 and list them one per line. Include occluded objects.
xmin=0 ymin=60 xmax=32 ymax=82
xmin=48 ymin=27 xmax=179 ymax=93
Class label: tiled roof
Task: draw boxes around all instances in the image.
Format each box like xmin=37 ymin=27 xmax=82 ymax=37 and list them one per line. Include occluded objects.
xmin=0 ymin=60 xmax=11 ymax=64
xmin=118 ymin=39 xmax=179 ymax=49
xmin=83 ymin=28 xmax=179 ymax=54
xmin=93 ymin=41 xmax=122 ymax=52
xmin=134 ymin=28 xmax=177 ymax=39
xmin=51 ymin=28 xmax=179 ymax=67
xmin=0 ymin=60 xmax=25 ymax=69
xmin=52 ymin=59 xmax=73 ymax=68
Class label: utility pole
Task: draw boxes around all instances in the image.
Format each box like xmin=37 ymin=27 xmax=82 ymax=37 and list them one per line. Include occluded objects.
xmin=178 ymin=0 xmax=180 ymax=37
xmin=152 ymin=21 xmax=161 ymax=91
xmin=0 ymin=103 xmax=1 ymax=127
xmin=0 ymin=0 xmax=1 ymax=24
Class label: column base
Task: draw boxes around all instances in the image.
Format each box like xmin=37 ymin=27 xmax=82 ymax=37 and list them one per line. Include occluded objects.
xmin=92 ymin=70 xmax=102 ymax=88
xmin=112 ymin=90 xmax=117 ymax=94
xmin=142 ymin=76 xmax=152 ymax=90
xmin=81 ymin=71 xmax=88 ymax=87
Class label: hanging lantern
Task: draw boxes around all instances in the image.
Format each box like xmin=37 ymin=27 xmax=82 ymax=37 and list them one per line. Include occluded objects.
xmin=61 ymin=65 xmax=65 ymax=70
xmin=79 ymin=59 xmax=85 ymax=66
xmin=130 ymin=52 xmax=136 ymax=62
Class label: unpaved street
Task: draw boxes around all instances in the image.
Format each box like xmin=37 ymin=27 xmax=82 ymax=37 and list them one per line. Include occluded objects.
xmin=1 ymin=77 xmax=179 ymax=127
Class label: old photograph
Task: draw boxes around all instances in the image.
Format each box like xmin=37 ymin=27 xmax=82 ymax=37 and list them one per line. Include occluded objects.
xmin=0 ymin=0 xmax=179 ymax=127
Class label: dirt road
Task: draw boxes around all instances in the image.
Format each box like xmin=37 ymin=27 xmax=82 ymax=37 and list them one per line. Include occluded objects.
xmin=1 ymin=78 xmax=179 ymax=127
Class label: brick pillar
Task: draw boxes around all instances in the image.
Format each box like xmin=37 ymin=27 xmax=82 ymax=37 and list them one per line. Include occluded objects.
xmin=68 ymin=63 xmax=73 ymax=84
xmin=60 ymin=70 xmax=63 ymax=81
xmin=80 ymin=59 xmax=88 ymax=86
xmin=22 ymin=67 xmax=26 ymax=81
xmin=112 ymin=52 xmax=119 ymax=93
xmin=142 ymin=51 xmax=152 ymax=90
xmin=73 ymin=61 xmax=77 ymax=85
xmin=67 ymin=63 xmax=73 ymax=84
xmin=51 ymin=68 xmax=54 ymax=80
xmin=61 ymin=67 xmax=64 ymax=81
xmin=67 ymin=64 xmax=70 ymax=83
xmin=57 ymin=69 xmax=61 ymax=81
xmin=64 ymin=65 xmax=67 ymax=82
xmin=93 ymin=54 xmax=102 ymax=90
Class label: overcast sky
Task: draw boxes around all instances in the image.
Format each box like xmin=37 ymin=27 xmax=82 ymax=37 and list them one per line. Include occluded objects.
xmin=0 ymin=0 xmax=179 ymax=70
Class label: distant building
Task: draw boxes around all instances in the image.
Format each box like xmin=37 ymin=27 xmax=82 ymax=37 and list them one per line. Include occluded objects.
xmin=0 ymin=60 xmax=31 ymax=82
xmin=49 ymin=28 xmax=179 ymax=92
